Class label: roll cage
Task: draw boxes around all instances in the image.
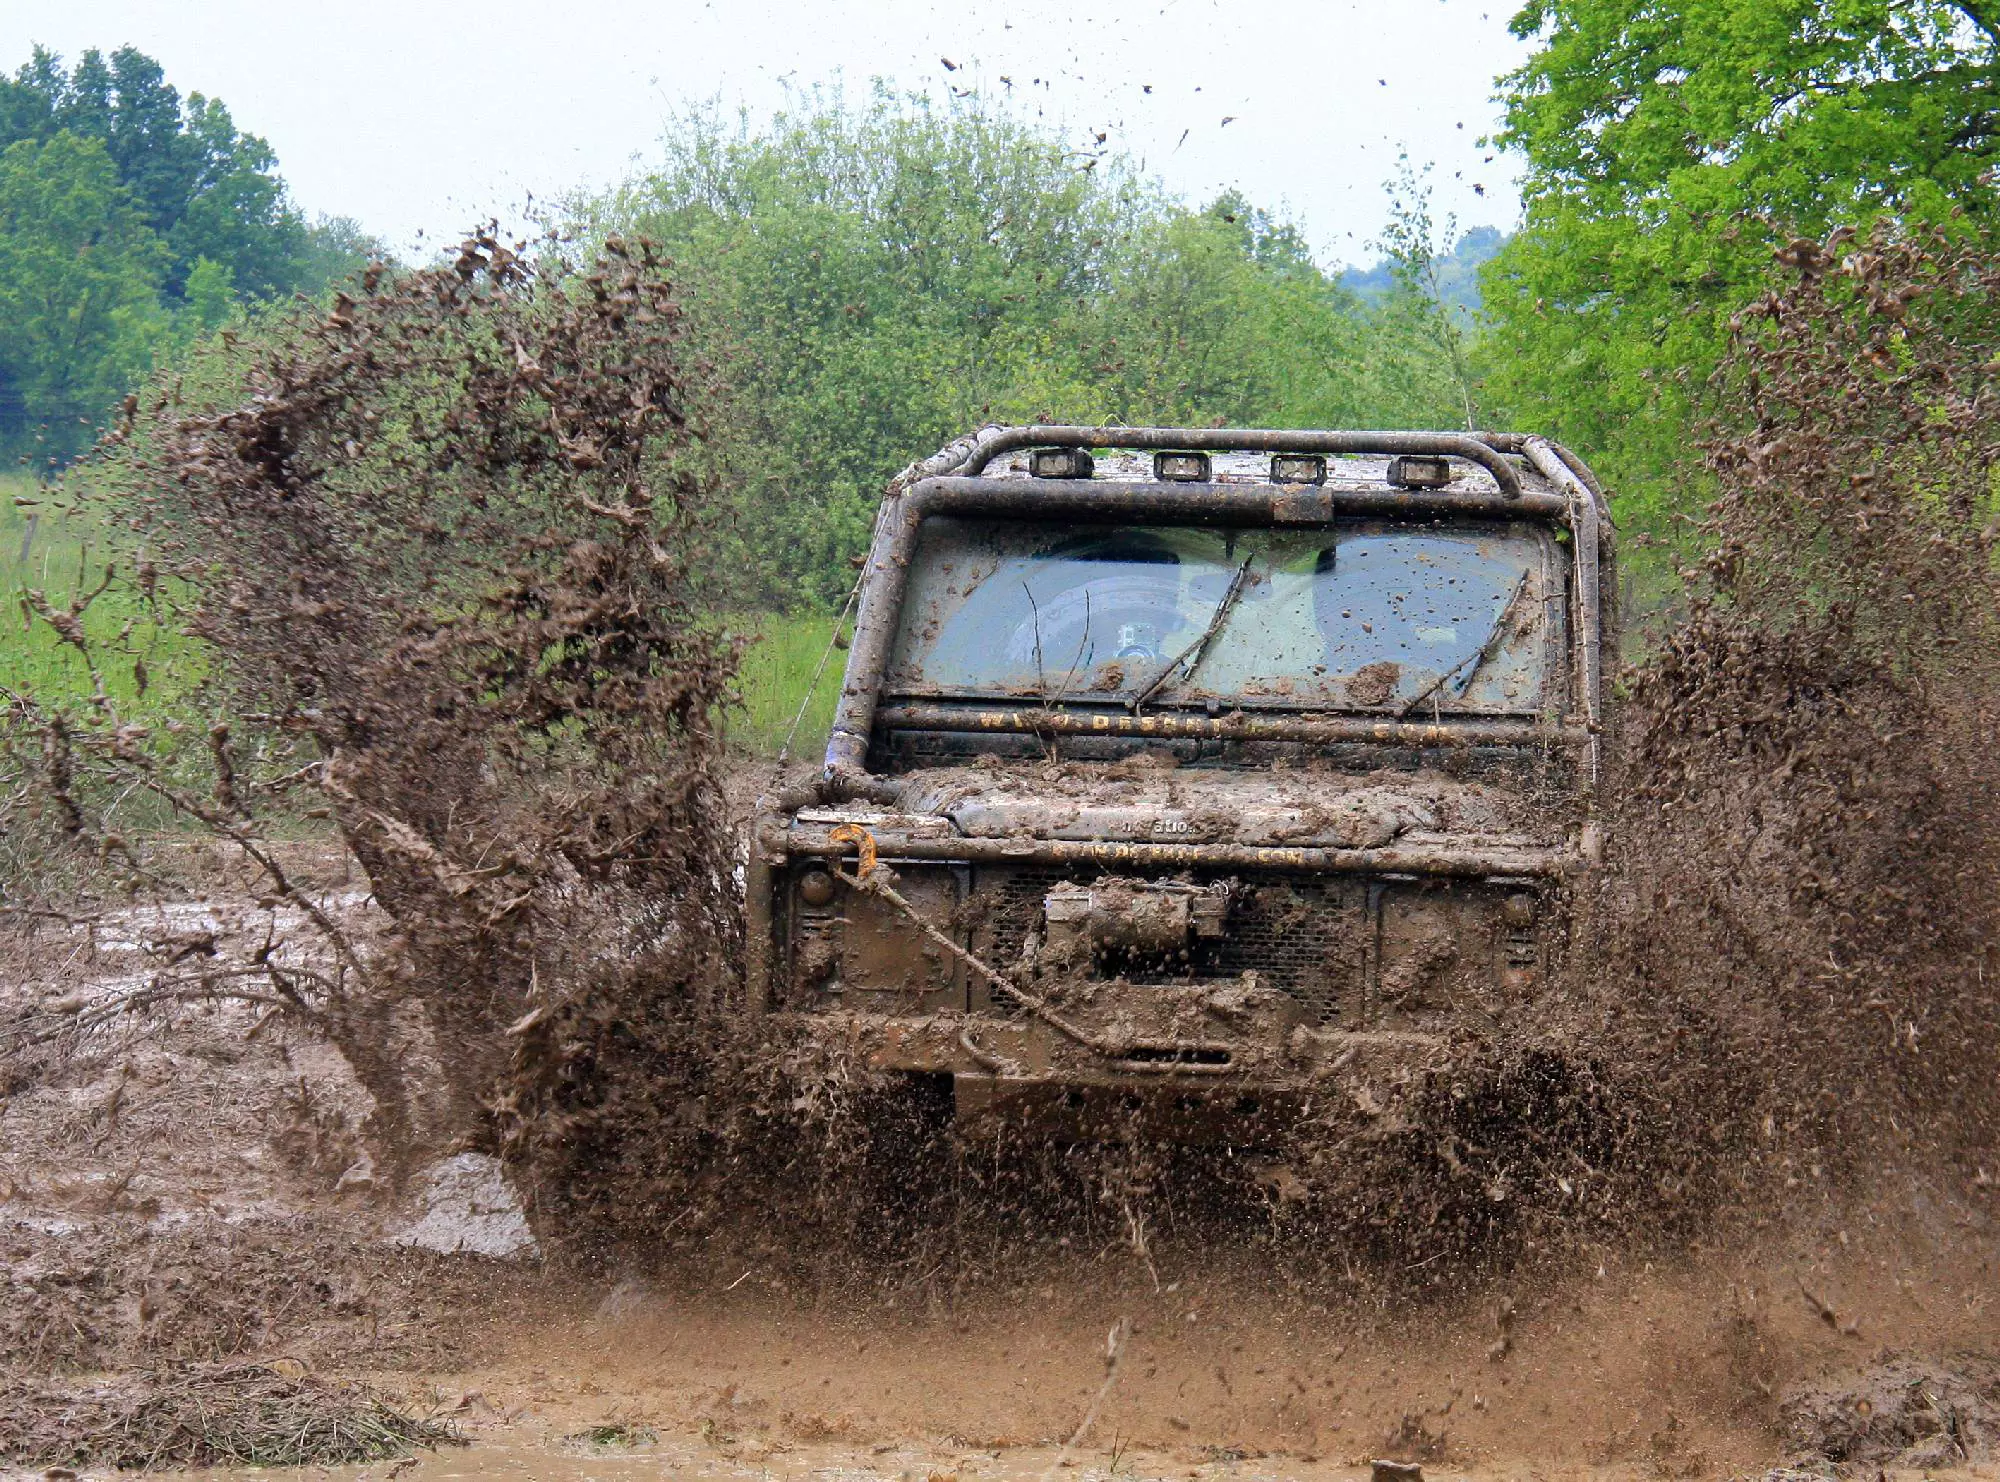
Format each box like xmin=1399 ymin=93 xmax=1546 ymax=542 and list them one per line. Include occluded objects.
xmin=821 ymin=427 xmax=1612 ymax=793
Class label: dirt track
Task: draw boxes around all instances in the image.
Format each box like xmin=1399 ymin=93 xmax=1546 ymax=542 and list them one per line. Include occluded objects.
xmin=5 ymin=864 xmax=1999 ymax=1480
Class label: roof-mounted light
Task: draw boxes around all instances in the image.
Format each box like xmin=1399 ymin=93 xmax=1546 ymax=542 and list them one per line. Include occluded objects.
xmin=1386 ymin=454 xmax=1454 ymax=489
xmin=1029 ymin=447 xmax=1095 ymax=479
xmin=1270 ymin=453 xmax=1326 ymax=485
xmin=1153 ymin=450 xmax=1211 ymax=482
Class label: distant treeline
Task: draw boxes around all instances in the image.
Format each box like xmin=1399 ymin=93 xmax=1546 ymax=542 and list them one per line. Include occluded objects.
xmin=0 ymin=46 xmax=371 ymax=462
xmin=1339 ymin=225 xmax=1505 ymax=312
xmin=583 ymin=92 xmax=1491 ymax=605
xmin=18 ymin=0 xmax=2000 ymax=598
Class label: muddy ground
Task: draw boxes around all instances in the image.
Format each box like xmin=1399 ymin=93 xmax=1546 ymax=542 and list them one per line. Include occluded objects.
xmin=4 ymin=843 xmax=1998 ymax=1482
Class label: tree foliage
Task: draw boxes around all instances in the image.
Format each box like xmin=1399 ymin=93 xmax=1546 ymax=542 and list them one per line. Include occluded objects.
xmin=1483 ymin=0 xmax=2000 ymax=524
xmin=0 ymin=132 xmax=167 ymax=450
xmin=1341 ymin=224 xmax=1505 ymax=311
xmin=593 ymin=89 xmax=1476 ymax=605
xmin=0 ymin=45 xmax=365 ymax=301
xmin=0 ymin=45 xmax=376 ymax=460
xmin=1373 ymin=156 xmax=1484 ymax=431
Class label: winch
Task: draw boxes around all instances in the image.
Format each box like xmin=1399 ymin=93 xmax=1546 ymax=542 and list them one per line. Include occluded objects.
xmin=1042 ymin=877 xmax=1232 ymax=958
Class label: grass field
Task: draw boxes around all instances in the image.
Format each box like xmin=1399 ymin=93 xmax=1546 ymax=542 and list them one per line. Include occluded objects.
xmin=729 ymin=608 xmax=850 ymax=757
xmin=3 ymin=472 xmax=845 ymax=756
xmin=0 ymin=472 xmax=208 ymax=713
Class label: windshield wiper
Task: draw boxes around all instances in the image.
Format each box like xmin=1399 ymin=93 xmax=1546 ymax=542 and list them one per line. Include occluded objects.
xmin=1395 ymin=568 xmax=1533 ymax=719
xmin=1128 ymin=555 xmax=1255 ymax=715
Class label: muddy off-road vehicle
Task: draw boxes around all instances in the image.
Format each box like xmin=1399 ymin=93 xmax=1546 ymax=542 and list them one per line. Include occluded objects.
xmin=747 ymin=427 xmax=1612 ymax=1137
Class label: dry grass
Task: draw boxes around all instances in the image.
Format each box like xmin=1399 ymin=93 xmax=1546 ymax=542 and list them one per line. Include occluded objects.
xmin=0 ymin=1361 xmax=460 ymax=1471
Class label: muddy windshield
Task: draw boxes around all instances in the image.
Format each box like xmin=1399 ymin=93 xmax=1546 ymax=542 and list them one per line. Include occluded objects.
xmin=885 ymin=518 xmax=1560 ymax=714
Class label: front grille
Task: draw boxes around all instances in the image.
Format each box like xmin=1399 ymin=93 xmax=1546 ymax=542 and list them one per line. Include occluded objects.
xmin=1215 ymin=878 xmax=1363 ymax=1022
xmin=968 ymin=864 xmax=1362 ymax=1024
xmin=973 ymin=865 xmax=1068 ymax=965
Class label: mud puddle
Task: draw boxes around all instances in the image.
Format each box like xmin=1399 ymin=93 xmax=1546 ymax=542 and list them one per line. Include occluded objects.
xmin=6 ymin=862 xmax=2000 ymax=1480
xmin=165 ymin=1443 xmax=1604 ymax=1482
xmin=159 ymin=1208 xmax=2000 ymax=1478
xmin=148 ymin=1377 xmax=2000 ymax=1482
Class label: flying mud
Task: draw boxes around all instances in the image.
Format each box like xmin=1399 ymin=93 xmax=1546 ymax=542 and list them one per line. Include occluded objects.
xmin=2 ymin=224 xmax=1997 ymax=1477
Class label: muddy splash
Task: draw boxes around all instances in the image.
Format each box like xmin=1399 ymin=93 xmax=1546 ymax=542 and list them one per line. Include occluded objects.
xmin=7 ymin=223 xmax=1999 ymax=1311
xmin=1587 ymin=225 xmax=2000 ymax=1212
xmin=10 ymin=230 xmax=743 ymax=1206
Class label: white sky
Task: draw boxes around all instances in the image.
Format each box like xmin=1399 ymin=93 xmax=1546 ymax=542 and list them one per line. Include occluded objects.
xmin=8 ymin=0 xmax=1534 ymax=270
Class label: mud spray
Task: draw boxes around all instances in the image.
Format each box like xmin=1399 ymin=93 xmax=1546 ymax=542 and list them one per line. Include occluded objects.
xmin=5 ymin=224 xmax=1998 ymax=1471
xmin=1596 ymin=228 xmax=2000 ymax=1210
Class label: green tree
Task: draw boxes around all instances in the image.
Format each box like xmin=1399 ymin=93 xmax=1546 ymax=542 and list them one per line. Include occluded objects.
xmin=1068 ymin=198 xmax=1404 ymax=431
xmin=1342 ymin=225 xmax=1506 ymax=313
xmin=167 ymin=92 xmax=314 ymax=300
xmin=1483 ymin=0 xmax=2000 ymax=524
xmin=181 ymin=255 xmax=236 ymax=334
xmin=594 ymin=89 xmax=1448 ymax=605
xmin=1371 ymin=156 xmax=1484 ymax=432
xmin=0 ymin=131 xmax=167 ymax=459
xmin=0 ymin=45 xmax=371 ymax=304
xmin=0 ymin=45 xmax=376 ymax=457
xmin=598 ymin=88 xmax=1150 ymax=600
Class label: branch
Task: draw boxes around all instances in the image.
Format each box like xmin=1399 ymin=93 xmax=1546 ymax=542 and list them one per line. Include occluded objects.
xmin=1950 ymin=0 xmax=2000 ymax=50
xmin=123 ymin=770 xmax=372 ymax=989
xmin=3 ymin=976 xmax=304 ymax=1052
xmin=78 ymin=977 xmax=299 ymax=1030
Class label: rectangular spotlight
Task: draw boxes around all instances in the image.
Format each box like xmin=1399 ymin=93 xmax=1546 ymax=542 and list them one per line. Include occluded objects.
xmin=1153 ymin=450 xmax=1211 ymax=482
xmin=1386 ymin=454 xmax=1454 ymax=489
xmin=1028 ymin=447 xmax=1095 ymax=479
xmin=1270 ymin=453 xmax=1326 ymax=485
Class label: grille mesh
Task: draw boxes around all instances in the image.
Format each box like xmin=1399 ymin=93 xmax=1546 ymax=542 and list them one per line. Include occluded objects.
xmin=970 ymin=865 xmax=1359 ymax=1024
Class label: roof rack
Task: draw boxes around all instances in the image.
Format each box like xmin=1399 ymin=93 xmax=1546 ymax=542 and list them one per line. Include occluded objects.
xmin=925 ymin=425 xmax=1525 ymax=500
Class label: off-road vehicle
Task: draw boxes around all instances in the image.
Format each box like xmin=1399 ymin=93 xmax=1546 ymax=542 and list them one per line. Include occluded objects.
xmin=748 ymin=427 xmax=1612 ymax=1137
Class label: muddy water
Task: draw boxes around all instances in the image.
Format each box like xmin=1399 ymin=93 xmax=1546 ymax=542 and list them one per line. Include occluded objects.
xmin=181 ymin=1441 xmax=1572 ymax=1482
xmin=162 ymin=1179 xmax=2000 ymax=1482
xmin=175 ymin=1429 xmax=2000 ymax=1482
xmin=181 ymin=1438 xmax=1471 ymax=1482
xmin=7 ymin=838 xmax=1997 ymax=1481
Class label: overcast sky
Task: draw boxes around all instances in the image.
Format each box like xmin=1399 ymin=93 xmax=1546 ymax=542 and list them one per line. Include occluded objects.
xmin=9 ymin=0 xmax=1534 ymax=270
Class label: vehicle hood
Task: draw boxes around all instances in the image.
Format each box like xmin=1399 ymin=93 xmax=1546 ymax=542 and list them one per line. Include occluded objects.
xmin=883 ymin=759 xmax=1553 ymax=851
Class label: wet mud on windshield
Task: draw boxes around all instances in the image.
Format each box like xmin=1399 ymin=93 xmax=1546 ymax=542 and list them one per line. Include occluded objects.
xmin=891 ymin=518 xmax=1555 ymax=715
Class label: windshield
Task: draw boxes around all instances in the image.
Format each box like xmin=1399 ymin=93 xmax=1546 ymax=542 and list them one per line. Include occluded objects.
xmin=885 ymin=518 xmax=1559 ymax=715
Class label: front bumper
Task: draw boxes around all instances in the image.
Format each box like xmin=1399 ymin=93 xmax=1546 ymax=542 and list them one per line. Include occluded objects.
xmin=747 ymin=813 xmax=1584 ymax=1119
xmin=785 ymin=1008 xmax=1447 ymax=1139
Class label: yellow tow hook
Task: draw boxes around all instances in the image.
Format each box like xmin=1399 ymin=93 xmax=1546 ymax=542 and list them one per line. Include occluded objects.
xmin=827 ymin=822 xmax=878 ymax=880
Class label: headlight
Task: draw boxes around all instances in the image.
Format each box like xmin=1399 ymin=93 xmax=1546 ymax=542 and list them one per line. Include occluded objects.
xmin=797 ymin=866 xmax=838 ymax=907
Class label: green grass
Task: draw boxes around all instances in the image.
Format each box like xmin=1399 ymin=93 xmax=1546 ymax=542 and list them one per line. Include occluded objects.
xmin=728 ymin=608 xmax=851 ymax=757
xmin=0 ymin=472 xmax=207 ymax=714
xmin=3 ymin=473 xmax=847 ymax=761
xmin=2 ymin=470 xmax=81 ymax=606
